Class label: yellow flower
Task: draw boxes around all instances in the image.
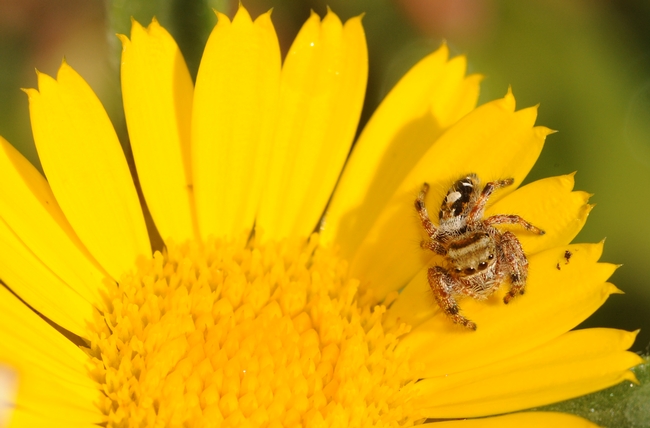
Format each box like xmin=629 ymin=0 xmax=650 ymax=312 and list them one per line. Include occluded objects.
xmin=0 ymin=5 xmax=642 ymax=427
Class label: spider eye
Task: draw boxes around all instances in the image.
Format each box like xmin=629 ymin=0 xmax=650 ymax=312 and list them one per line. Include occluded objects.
xmin=454 ymin=268 xmax=462 ymax=274
xmin=464 ymin=267 xmax=476 ymax=275
xmin=478 ymin=261 xmax=488 ymax=270
xmin=488 ymin=254 xmax=494 ymax=260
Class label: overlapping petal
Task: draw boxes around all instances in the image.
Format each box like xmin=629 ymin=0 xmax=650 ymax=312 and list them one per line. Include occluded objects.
xmin=323 ymin=44 xmax=481 ymax=258
xmin=0 ymin=287 xmax=102 ymax=425
xmin=26 ymin=63 xmax=150 ymax=279
xmin=120 ymin=19 xmax=196 ymax=243
xmin=414 ymin=329 xmax=642 ymax=418
xmin=399 ymin=242 xmax=621 ymax=377
xmin=0 ymin=216 xmax=97 ymax=337
xmin=352 ymin=91 xmax=551 ymax=300
xmin=0 ymin=137 xmax=107 ymax=312
xmin=192 ymin=6 xmax=281 ymax=241
xmin=257 ymin=10 xmax=367 ymax=240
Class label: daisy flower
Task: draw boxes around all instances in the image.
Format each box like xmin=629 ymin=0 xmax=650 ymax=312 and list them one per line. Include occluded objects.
xmin=0 ymin=5 xmax=642 ymax=427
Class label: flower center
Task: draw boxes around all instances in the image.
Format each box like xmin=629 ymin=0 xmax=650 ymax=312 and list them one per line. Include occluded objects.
xmin=86 ymin=233 xmax=421 ymax=427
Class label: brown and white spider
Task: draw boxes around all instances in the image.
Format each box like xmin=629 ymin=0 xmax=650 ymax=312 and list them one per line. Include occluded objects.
xmin=415 ymin=174 xmax=545 ymax=330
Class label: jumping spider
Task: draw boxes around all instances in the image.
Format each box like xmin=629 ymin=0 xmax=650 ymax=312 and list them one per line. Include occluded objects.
xmin=415 ymin=174 xmax=545 ymax=330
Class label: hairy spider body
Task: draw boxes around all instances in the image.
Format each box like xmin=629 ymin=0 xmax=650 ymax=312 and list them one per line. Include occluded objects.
xmin=416 ymin=174 xmax=545 ymax=330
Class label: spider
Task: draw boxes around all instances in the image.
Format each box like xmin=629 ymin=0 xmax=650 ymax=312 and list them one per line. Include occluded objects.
xmin=415 ymin=174 xmax=545 ymax=330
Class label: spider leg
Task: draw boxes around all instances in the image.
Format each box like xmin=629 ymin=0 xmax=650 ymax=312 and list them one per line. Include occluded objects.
xmin=468 ymin=178 xmax=514 ymax=221
xmin=485 ymin=214 xmax=545 ymax=235
xmin=415 ymin=182 xmax=438 ymax=238
xmin=428 ymin=266 xmax=477 ymax=330
xmin=497 ymin=231 xmax=530 ymax=304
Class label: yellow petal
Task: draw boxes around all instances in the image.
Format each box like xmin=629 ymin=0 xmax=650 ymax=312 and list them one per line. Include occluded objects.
xmin=257 ymin=10 xmax=367 ymax=240
xmin=5 ymin=409 xmax=99 ymax=428
xmin=26 ymin=63 xmax=150 ymax=279
xmin=0 ymin=287 xmax=102 ymax=424
xmin=0 ymin=137 xmax=107 ymax=310
xmin=120 ymin=19 xmax=196 ymax=243
xmin=386 ymin=174 xmax=591 ymax=330
xmin=192 ymin=7 xmax=281 ymax=241
xmin=414 ymin=329 xmax=642 ymax=418
xmin=351 ymin=91 xmax=551 ymax=300
xmin=425 ymin=411 xmax=600 ymax=427
xmin=322 ymin=44 xmax=480 ymax=257
xmin=0 ymin=216 xmax=99 ymax=337
xmin=399 ymin=242 xmax=620 ymax=377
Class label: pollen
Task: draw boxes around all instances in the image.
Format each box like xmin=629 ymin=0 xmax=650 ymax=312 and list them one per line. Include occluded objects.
xmin=86 ymin=233 xmax=421 ymax=427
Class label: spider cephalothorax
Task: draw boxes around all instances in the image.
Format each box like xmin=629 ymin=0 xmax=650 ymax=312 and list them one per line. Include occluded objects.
xmin=415 ymin=174 xmax=545 ymax=330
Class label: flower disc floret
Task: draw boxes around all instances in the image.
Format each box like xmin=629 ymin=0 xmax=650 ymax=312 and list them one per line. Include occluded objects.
xmin=87 ymin=234 xmax=420 ymax=427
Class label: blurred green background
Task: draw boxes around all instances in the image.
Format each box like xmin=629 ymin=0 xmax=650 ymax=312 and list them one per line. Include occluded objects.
xmin=0 ymin=0 xmax=648 ymax=351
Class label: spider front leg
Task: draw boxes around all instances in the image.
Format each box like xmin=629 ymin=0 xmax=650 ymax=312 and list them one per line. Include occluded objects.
xmin=428 ymin=266 xmax=477 ymax=330
xmin=468 ymin=178 xmax=515 ymax=221
xmin=415 ymin=183 xmax=437 ymax=238
xmin=416 ymin=183 xmax=447 ymax=254
xmin=497 ymin=231 xmax=530 ymax=304
xmin=485 ymin=214 xmax=545 ymax=235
